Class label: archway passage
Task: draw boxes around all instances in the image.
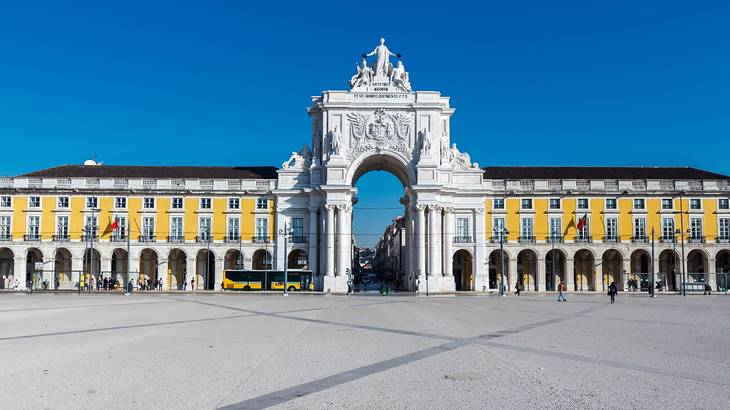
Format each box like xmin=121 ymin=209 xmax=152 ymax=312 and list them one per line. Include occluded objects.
xmin=111 ymin=249 xmax=128 ymax=288
xmin=288 ymin=249 xmax=308 ymax=269
xmin=139 ymin=249 xmax=158 ymax=289
xmin=687 ymin=249 xmax=708 ymax=283
xmin=252 ymin=249 xmax=272 ymax=270
xmin=629 ymin=249 xmax=650 ymax=291
xmin=54 ymin=248 xmax=72 ymax=289
xmin=602 ymin=250 xmax=623 ymax=292
xmin=488 ymin=250 xmax=509 ymax=291
xmin=26 ymin=248 xmax=44 ymax=289
xmin=224 ymin=249 xmax=243 ymax=271
xmin=545 ymin=249 xmax=566 ymax=291
xmin=196 ymin=249 xmax=215 ymax=290
xmin=659 ymin=249 xmax=679 ymax=291
xmin=1 ymin=247 xmax=15 ymax=289
xmin=574 ymin=249 xmax=595 ymax=291
xmin=716 ymin=250 xmax=730 ymax=291
xmin=453 ymin=250 xmax=473 ymax=291
xmin=517 ymin=249 xmax=538 ymax=292
xmin=168 ymin=249 xmax=186 ymax=290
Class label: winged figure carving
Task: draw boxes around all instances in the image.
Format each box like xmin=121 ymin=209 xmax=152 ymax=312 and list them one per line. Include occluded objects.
xmin=390 ymin=112 xmax=412 ymax=140
xmin=347 ymin=112 xmax=368 ymax=141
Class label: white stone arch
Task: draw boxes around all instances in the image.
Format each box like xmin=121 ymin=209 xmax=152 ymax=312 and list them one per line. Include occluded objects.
xmin=345 ymin=149 xmax=415 ymax=188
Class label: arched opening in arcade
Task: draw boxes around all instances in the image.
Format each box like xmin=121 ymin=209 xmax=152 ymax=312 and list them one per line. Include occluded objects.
xmin=716 ymin=250 xmax=730 ymax=291
xmin=1 ymin=247 xmax=15 ymax=289
xmin=224 ymin=249 xmax=243 ymax=271
xmin=351 ymin=160 xmax=409 ymax=290
xmin=545 ymin=249 xmax=566 ymax=291
xmin=573 ymin=249 xmax=595 ymax=291
xmin=517 ymin=249 xmax=538 ymax=292
xmin=687 ymin=249 xmax=708 ymax=283
xmin=659 ymin=249 xmax=679 ymax=291
xmin=196 ymin=249 xmax=215 ymax=290
xmin=601 ymin=249 xmax=623 ymax=292
xmin=81 ymin=248 xmax=100 ymax=289
xmin=252 ymin=249 xmax=272 ymax=270
xmin=288 ymin=249 xmax=308 ymax=269
xmin=168 ymin=249 xmax=187 ymax=290
xmin=111 ymin=248 xmax=128 ymax=286
xmin=26 ymin=248 xmax=44 ymax=289
xmin=139 ymin=248 xmax=159 ymax=287
xmin=54 ymin=248 xmax=72 ymax=289
xmin=452 ymin=249 xmax=473 ymax=291
xmin=488 ymin=250 xmax=509 ymax=291
xmin=629 ymin=249 xmax=650 ymax=291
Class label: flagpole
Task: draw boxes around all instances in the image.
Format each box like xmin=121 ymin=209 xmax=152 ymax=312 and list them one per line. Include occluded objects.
xmin=127 ymin=219 xmax=131 ymax=292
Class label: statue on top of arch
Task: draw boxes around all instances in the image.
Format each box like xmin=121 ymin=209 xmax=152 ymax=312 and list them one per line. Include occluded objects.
xmin=350 ymin=38 xmax=411 ymax=92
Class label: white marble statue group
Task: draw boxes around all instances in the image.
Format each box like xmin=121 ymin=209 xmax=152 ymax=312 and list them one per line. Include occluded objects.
xmin=350 ymin=38 xmax=411 ymax=91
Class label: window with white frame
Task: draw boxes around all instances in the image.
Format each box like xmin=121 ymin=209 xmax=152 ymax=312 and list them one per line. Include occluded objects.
xmin=690 ymin=217 xmax=703 ymax=240
xmin=200 ymin=197 xmax=211 ymax=209
xmin=114 ymin=216 xmax=127 ymax=239
xmin=493 ymin=198 xmax=504 ymax=210
xmin=520 ymin=218 xmax=533 ymax=239
xmin=549 ymin=198 xmax=561 ymax=210
xmin=549 ymin=217 xmax=561 ymax=240
xmin=719 ymin=198 xmax=729 ymax=210
xmin=455 ymin=217 xmax=469 ymax=241
xmin=0 ymin=196 xmax=11 ymax=208
xmin=662 ymin=217 xmax=675 ymax=240
xmin=690 ymin=198 xmax=702 ymax=210
xmin=577 ymin=198 xmax=589 ymax=210
xmin=114 ymin=197 xmax=126 ymax=209
xmin=634 ymin=218 xmax=646 ymax=239
xmin=661 ymin=198 xmax=673 ymax=210
xmin=171 ymin=217 xmax=183 ymax=240
xmin=520 ymin=198 xmax=533 ymax=210
xmin=56 ymin=215 xmax=69 ymax=238
xmin=605 ymin=198 xmax=617 ymax=210
xmin=142 ymin=217 xmax=155 ymax=239
xmin=228 ymin=197 xmax=240 ymax=210
xmin=143 ymin=197 xmax=155 ymax=209
xmin=0 ymin=216 xmax=10 ymax=239
xmin=633 ymin=198 xmax=645 ymax=210
xmin=492 ymin=217 xmax=505 ymax=240
xmin=27 ymin=216 xmax=40 ymax=238
xmin=577 ymin=216 xmax=590 ymax=240
xmin=85 ymin=196 xmax=97 ymax=209
xmin=85 ymin=215 xmax=98 ymax=237
xmin=292 ymin=217 xmax=304 ymax=240
xmin=57 ymin=196 xmax=69 ymax=208
xmin=172 ymin=197 xmax=183 ymax=209
xmin=719 ymin=218 xmax=730 ymax=241
xmin=199 ymin=217 xmax=211 ymax=241
xmin=29 ymin=196 xmax=41 ymax=208
xmin=255 ymin=217 xmax=268 ymax=240
xmin=256 ymin=197 xmax=268 ymax=210
xmin=227 ymin=217 xmax=240 ymax=240
xmin=605 ymin=217 xmax=617 ymax=240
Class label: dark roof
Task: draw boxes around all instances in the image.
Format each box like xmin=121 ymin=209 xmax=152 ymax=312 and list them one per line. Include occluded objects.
xmin=20 ymin=165 xmax=279 ymax=180
xmin=482 ymin=166 xmax=730 ymax=180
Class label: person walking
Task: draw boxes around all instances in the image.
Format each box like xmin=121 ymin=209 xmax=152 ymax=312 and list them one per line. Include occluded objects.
xmin=608 ymin=281 xmax=617 ymax=304
xmin=514 ymin=282 xmax=521 ymax=296
xmin=190 ymin=277 xmax=195 ymax=291
xmin=557 ymin=281 xmax=567 ymax=302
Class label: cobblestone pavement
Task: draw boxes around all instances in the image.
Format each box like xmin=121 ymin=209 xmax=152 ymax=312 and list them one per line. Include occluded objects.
xmin=0 ymin=292 xmax=728 ymax=409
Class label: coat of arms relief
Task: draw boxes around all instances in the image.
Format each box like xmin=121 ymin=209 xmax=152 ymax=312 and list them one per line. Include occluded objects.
xmin=346 ymin=108 xmax=413 ymax=160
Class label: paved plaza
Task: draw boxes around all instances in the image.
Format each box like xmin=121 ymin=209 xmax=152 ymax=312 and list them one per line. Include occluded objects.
xmin=1 ymin=292 xmax=729 ymax=409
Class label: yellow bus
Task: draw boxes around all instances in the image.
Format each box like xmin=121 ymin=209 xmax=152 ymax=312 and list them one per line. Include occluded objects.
xmin=223 ymin=270 xmax=314 ymax=291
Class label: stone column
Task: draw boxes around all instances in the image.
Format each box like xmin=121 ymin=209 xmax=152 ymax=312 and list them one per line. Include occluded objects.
xmin=186 ymin=257 xmax=196 ymax=291
xmin=14 ymin=256 xmax=26 ymax=290
xmin=101 ymin=257 xmax=112 ymax=280
xmin=443 ymin=208 xmax=454 ymax=277
xmin=308 ymin=207 xmax=319 ymax=275
xmin=336 ymin=204 xmax=349 ymax=277
xmin=473 ymin=208 xmax=487 ymax=291
xmin=566 ymin=258 xmax=575 ymax=291
xmin=622 ymin=258 xmax=630 ymax=291
xmin=593 ymin=262 xmax=602 ymax=292
xmin=537 ymin=258 xmax=546 ymax=292
xmin=325 ymin=205 xmax=335 ymax=277
xmin=708 ymin=258 xmax=717 ymax=290
xmin=428 ymin=206 xmax=441 ymax=276
xmin=416 ymin=205 xmax=426 ymax=280
xmin=403 ymin=206 xmax=412 ymax=289
xmin=508 ymin=255 xmax=518 ymax=292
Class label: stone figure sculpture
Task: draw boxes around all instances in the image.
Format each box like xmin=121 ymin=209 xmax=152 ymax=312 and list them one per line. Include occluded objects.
xmin=362 ymin=38 xmax=401 ymax=78
xmin=390 ymin=61 xmax=411 ymax=92
xmin=282 ymin=144 xmax=312 ymax=170
xmin=349 ymin=58 xmax=374 ymax=89
xmin=328 ymin=126 xmax=342 ymax=156
xmin=449 ymin=143 xmax=477 ymax=169
xmin=419 ymin=128 xmax=432 ymax=157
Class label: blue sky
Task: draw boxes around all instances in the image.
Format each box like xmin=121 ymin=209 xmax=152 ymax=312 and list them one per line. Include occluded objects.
xmin=1 ymin=1 xmax=729 ymax=246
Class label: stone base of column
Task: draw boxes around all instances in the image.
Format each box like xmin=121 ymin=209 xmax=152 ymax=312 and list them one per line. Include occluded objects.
xmin=473 ymin=275 xmax=490 ymax=292
xmin=417 ymin=274 xmax=456 ymax=294
xmin=322 ymin=275 xmax=348 ymax=294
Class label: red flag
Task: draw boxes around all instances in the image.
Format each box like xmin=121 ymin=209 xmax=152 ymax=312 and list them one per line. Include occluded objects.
xmin=576 ymin=213 xmax=588 ymax=231
xmin=109 ymin=218 xmax=119 ymax=231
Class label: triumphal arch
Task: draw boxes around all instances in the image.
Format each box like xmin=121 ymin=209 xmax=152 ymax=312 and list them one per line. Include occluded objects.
xmin=277 ymin=39 xmax=485 ymax=293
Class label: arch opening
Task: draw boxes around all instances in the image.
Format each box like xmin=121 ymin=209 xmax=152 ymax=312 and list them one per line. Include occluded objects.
xmin=0 ymin=247 xmax=14 ymax=289
xmin=488 ymin=250 xmax=509 ymax=291
xmin=574 ymin=249 xmax=595 ymax=291
xmin=54 ymin=248 xmax=72 ymax=289
xmin=545 ymin=249 xmax=566 ymax=291
xmin=453 ymin=249 xmax=473 ymax=291
xmin=168 ymin=249 xmax=187 ymax=290
xmin=196 ymin=249 xmax=215 ymax=290
xmin=601 ymin=250 xmax=623 ymax=292
xmin=517 ymin=249 xmax=538 ymax=292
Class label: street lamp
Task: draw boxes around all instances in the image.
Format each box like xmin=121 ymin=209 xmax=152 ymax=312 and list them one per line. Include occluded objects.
xmin=499 ymin=227 xmax=509 ymax=296
xmin=279 ymin=220 xmax=292 ymax=296
xmin=650 ymin=226 xmax=656 ymax=298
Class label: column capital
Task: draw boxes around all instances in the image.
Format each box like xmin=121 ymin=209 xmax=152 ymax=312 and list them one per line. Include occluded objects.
xmin=416 ymin=204 xmax=427 ymax=212
xmin=325 ymin=204 xmax=337 ymax=211
xmin=474 ymin=207 xmax=485 ymax=215
xmin=336 ymin=204 xmax=352 ymax=212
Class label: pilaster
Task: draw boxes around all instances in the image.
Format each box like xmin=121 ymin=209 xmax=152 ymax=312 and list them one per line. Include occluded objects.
xmin=537 ymin=258 xmax=546 ymax=292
